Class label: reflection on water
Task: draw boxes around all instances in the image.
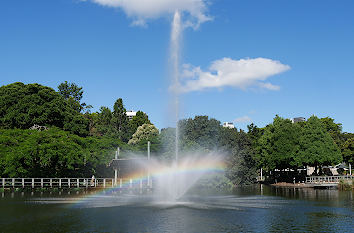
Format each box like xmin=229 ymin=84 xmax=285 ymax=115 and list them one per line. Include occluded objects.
xmin=0 ymin=185 xmax=353 ymax=232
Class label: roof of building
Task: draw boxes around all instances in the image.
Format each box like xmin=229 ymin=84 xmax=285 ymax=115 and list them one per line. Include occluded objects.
xmin=109 ymin=158 xmax=149 ymax=178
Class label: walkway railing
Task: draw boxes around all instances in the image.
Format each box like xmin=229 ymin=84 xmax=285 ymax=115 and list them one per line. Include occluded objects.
xmin=1 ymin=178 xmax=151 ymax=190
xmin=306 ymin=175 xmax=353 ymax=184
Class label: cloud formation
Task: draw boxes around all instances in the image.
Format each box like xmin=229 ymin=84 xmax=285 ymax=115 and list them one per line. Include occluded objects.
xmin=177 ymin=57 xmax=290 ymax=93
xmin=234 ymin=116 xmax=252 ymax=123
xmin=85 ymin=0 xmax=211 ymax=27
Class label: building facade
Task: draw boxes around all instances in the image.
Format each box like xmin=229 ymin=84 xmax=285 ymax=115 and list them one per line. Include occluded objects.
xmin=291 ymin=117 xmax=306 ymax=123
xmin=126 ymin=110 xmax=137 ymax=120
xmin=223 ymin=122 xmax=235 ymax=129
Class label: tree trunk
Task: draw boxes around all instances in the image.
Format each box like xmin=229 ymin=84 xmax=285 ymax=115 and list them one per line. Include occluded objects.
xmin=319 ymin=165 xmax=323 ymax=176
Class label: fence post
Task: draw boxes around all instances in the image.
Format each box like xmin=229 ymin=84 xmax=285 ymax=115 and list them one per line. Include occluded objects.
xmin=77 ymin=179 xmax=79 ymax=188
xmin=59 ymin=179 xmax=62 ymax=188
xmin=32 ymin=178 xmax=34 ymax=189
xmin=103 ymin=179 xmax=106 ymax=188
xmin=12 ymin=178 xmax=15 ymax=188
xmin=50 ymin=179 xmax=52 ymax=188
xmin=2 ymin=178 xmax=4 ymax=188
xmin=68 ymin=179 xmax=70 ymax=188
xmin=41 ymin=178 xmax=43 ymax=188
xmin=22 ymin=178 xmax=24 ymax=188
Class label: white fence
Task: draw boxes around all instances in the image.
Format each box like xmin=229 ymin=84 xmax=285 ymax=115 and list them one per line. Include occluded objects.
xmin=1 ymin=178 xmax=151 ymax=189
xmin=306 ymin=175 xmax=353 ymax=184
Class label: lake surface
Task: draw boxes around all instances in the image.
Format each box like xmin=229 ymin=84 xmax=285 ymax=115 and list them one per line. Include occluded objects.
xmin=0 ymin=185 xmax=353 ymax=232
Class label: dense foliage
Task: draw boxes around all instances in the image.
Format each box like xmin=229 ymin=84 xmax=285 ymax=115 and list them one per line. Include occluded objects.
xmin=1 ymin=82 xmax=353 ymax=187
xmin=0 ymin=128 xmax=124 ymax=177
xmin=0 ymin=82 xmax=89 ymax=136
xmin=128 ymin=124 xmax=159 ymax=145
xmin=256 ymin=116 xmax=301 ymax=171
xmin=298 ymin=116 xmax=342 ymax=173
xmin=220 ymin=128 xmax=258 ymax=186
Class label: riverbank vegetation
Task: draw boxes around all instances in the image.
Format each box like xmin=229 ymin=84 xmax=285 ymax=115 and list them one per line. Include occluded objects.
xmin=1 ymin=82 xmax=353 ymax=186
xmin=338 ymin=179 xmax=354 ymax=191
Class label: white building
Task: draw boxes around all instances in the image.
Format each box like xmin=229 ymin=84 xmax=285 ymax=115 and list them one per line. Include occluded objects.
xmin=223 ymin=122 xmax=235 ymax=129
xmin=291 ymin=117 xmax=306 ymax=123
xmin=126 ymin=110 xmax=137 ymax=120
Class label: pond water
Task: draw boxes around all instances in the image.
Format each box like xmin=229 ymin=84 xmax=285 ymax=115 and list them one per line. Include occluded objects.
xmin=0 ymin=186 xmax=353 ymax=232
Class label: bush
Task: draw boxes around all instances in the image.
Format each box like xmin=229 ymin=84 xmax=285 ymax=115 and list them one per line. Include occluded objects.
xmin=338 ymin=179 xmax=352 ymax=191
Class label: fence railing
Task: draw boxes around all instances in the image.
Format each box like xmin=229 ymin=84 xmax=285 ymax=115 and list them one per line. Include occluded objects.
xmin=306 ymin=175 xmax=353 ymax=184
xmin=1 ymin=178 xmax=151 ymax=189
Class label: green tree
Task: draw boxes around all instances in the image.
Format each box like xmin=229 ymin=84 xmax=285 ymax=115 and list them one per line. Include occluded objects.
xmin=128 ymin=124 xmax=159 ymax=145
xmin=342 ymin=137 xmax=354 ymax=164
xmin=0 ymin=128 xmax=86 ymax=177
xmin=298 ymin=116 xmax=342 ymax=174
xmin=111 ymin=98 xmax=130 ymax=142
xmin=58 ymin=81 xmax=91 ymax=113
xmin=247 ymin=123 xmax=264 ymax=166
xmin=128 ymin=111 xmax=151 ymax=139
xmin=179 ymin=116 xmax=221 ymax=150
xmin=0 ymin=82 xmax=89 ymax=136
xmin=247 ymin=123 xmax=264 ymax=147
xmin=221 ymin=128 xmax=258 ymax=186
xmin=320 ymin=117 xmax=343 ymax=146
xmin=256 ymin=116 xmax=301 ymax=171
xmin=0 ymin=128 xmax=125 ymax=178
xmin=95 ymin=106 xmax=114 ymax=136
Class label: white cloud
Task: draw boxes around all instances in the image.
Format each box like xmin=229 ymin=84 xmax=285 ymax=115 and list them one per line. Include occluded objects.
xmin=85 ymin=0 xmax=211 ymax=27
xmin=177 ymin=57 xmax=290 ymax=93
xmin=234 ymin=116 xmax=252 ymax=123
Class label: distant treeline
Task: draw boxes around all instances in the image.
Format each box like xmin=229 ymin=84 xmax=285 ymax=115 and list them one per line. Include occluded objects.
xmin=0 ymin=82 xmax=353 ymax=186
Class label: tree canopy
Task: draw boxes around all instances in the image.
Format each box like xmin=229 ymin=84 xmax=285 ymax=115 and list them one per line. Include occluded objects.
xmin=1 ymin=82 xmax=353 ymax=184
xmin=128 ymin=124 xmax=159 ymax=145
xmin=298 ymin=116 xmax=342 ymax=172
xmin=221 ymin=128 xmax=258 ymax=186
xmin=0 ymin=82 xmax=89 ymax=136
xmin=342 ymin=136 xmax=354 ymax=164
xmin=257 ymin=116 xmax=301 ymax=171
xmin=179 ymin=116 xmax=221 ymax=151
xmin=255 ymin=115 xmax=343 ymax=178
xmin=128 ymin=111 xmax=151 ymax=137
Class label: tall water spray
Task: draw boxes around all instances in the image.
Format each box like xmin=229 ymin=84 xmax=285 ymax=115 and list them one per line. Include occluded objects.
xmin=171 ymin=10 xmax=182 ymax=163
xmin=149 ymin=11 xmax=224 ymax=202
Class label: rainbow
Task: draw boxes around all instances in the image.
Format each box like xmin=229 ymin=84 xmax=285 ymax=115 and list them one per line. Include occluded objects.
xmin=69 ymin=158 xmax=226 ymax=206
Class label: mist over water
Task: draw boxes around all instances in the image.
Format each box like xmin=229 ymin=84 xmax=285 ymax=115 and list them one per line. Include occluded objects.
xmin=147 ymin=152 xmax=225 ymax=202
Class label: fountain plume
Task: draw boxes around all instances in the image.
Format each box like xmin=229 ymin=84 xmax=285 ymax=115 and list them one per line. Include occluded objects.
xmin=170 ymin=10 xmax=182 ymax=163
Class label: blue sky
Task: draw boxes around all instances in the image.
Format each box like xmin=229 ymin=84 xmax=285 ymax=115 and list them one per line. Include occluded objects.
xmin=1 ymin=0 xmax=354 ymax=132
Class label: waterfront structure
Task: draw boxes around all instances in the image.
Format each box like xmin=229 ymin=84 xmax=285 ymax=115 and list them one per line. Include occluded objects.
xmin=223 ymin=122 xmax=235 ymax=129
xmin=110 ymin=142 xmax=151 ymax=187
